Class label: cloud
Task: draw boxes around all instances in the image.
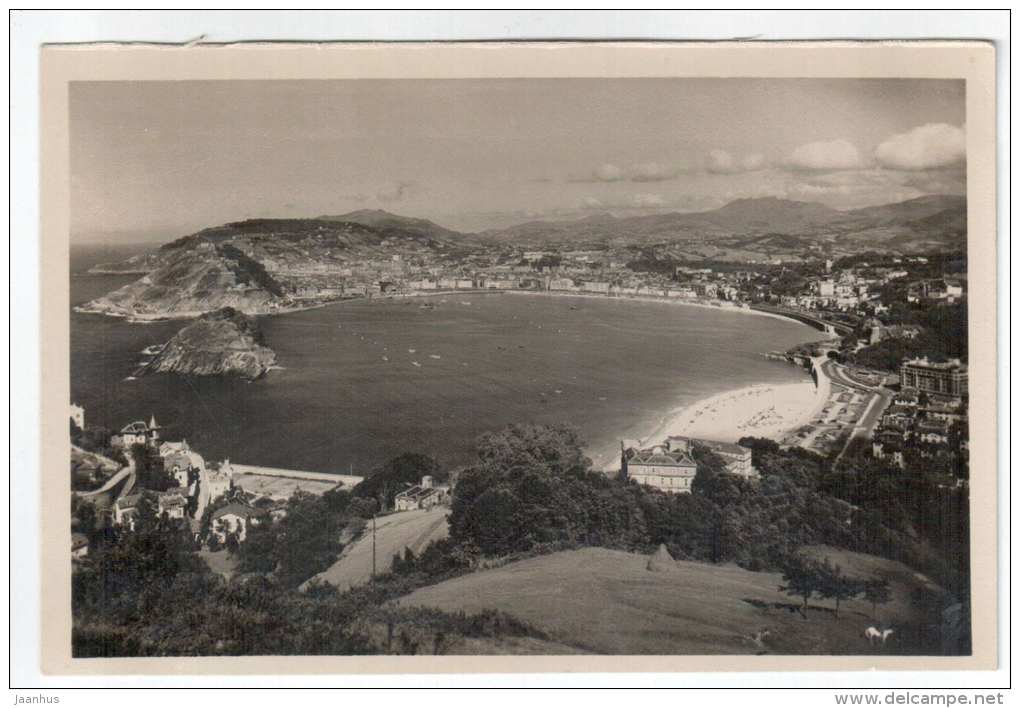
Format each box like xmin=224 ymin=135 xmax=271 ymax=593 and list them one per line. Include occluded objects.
xmin=593 ymin=163 xmax=625 ymax=182
xmin=376 ymin=180 xmax=416 ymax=203
xmin=632 ymin=193 xmax=665 ymax=207
xmin=706 ymin=150 xmax=766 ymax=174
xmin=630 ymin=162 xmax=677 ymax=182
xmin=573 ymin=162 xmax=681 ymax=183
xmin=786 ymin=139 xmax=863 ymax=171
xmin=874 ymin=123 xmax=966 ymax=170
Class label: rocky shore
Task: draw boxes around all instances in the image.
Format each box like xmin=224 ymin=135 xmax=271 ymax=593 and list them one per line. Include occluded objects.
xmin=139 ymin=307 xmax=278 ymax=380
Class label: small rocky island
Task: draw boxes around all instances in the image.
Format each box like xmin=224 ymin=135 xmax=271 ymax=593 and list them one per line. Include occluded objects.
xmin=140 ymin=307 xmax=277 ymax=380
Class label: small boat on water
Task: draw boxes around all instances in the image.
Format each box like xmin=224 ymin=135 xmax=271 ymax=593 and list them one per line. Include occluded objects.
xmin=429 ymin=354 xmax=441 ymax=360
xmin=408 ymin=348 xmax=416 ymax=353
xmin=411 ymin=361 xmax=421 ymax=367
xmin=140 ymin=344 xmax=164 ymax=356
xmin=381 ymin=356 xmax=389 ymax=362
xmin=123 ymin=376 xmax=137 ymax=381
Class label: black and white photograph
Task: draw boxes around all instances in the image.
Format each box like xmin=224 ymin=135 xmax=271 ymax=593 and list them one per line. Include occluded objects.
xmin=12 ymin=23 xmax=1004 ymax=693
xmin=65 ymin=74 xmax=978 ymax=658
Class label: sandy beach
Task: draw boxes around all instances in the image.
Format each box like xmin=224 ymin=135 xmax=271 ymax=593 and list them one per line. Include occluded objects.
xmin=591 ymin=358 xmax=831 ymax=471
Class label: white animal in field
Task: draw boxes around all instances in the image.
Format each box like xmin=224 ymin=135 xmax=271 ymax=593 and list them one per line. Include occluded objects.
xmin=864 ymin=627 xmax=895 ymax=645
xmin=743 ymin=627 xmax=772 ymax=654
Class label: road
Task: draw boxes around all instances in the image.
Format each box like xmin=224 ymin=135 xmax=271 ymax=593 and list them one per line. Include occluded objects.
xmin=821 ymin=360 xmax=893 ymax=460
xmin=76 ymin=453 xmax=136 ymax=506
xmin=303 ymin=507 xmax=450 ymax=592
xmin=821 ymin=359 xmax=874 ymax=393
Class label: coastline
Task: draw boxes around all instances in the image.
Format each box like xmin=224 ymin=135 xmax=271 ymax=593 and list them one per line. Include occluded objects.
xmin=75 ymin=281 xmax=832 ymax=475
xmin=75 ymin=285 xmax=837 ymax=331
xmin=589 ymin=357 xmax=831 ymax=472
xmin=499 ymin=289 xmax=815 ymax=327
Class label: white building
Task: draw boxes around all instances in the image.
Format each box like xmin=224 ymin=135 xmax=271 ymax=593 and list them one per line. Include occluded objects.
xmin=394 ymin=475 xmax=450 ymax=511
xmin=210 ymin=503 xmax=267 ymax=543
xmin=70 ymin=403 xmax=85 ymax=430
xmin=621 ymin=443 xmax=698 ymax=494
xmin=205 ymin=460 xmax=235 ymax=502
xmin=111 ymin=416 xmax=162 ymax=448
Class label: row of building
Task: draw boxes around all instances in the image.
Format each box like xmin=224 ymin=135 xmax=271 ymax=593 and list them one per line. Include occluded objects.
xmin=871 ymin=360 xmax=969 ymax=470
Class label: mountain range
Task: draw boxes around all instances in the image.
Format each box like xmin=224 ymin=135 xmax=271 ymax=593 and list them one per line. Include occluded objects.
xmin=79 ymin=195 xmax=966 ymax=319
xmin=476 ymin=194 xmax=966 ymax=248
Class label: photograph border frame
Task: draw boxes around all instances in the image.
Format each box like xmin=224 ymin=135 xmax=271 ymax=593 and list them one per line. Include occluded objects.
xmin=37 ymin=39 xmax=998 ymax=675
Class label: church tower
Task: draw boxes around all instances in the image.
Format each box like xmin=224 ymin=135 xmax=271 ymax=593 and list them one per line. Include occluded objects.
xmin=147 ymin=414 xmax=162 ymax=444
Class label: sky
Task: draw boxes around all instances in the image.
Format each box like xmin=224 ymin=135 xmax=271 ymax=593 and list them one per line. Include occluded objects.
xmin=70 ymin=78 xmax=966 ymax=243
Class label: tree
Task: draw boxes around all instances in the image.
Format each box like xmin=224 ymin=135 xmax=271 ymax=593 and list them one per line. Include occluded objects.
xmin=779 ymin=556 xmax=821 ymax=619
xmin=737 ymin=437 xmax=781 ymax=468
xmin=234 ymin=491 xmax=347 ymax=587
xmin=815 ymin=558 xmax=864 ymax=619
xmin=689 ymin=443 xmax=727 ymax=492
xmin=863 ymin=577 xmax=893 ymax=618
xmin=75 ymin=499 xmax=98 ymax=537
xmin=225 ymin=531 xmax=240 ymax=555
xmin=353 ymin=453 xmax=443 ymax=510
xmin=131 ymin=443 xmax=175 ymax=492
xmin=475 ymin=423 xmax=591 ymax=477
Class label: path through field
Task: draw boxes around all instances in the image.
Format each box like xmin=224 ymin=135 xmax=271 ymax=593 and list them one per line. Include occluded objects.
xmin=305 ymin=507 xmax=450 ymax=592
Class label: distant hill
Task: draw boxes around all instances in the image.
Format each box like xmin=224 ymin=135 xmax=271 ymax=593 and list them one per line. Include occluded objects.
xmin=79 ymin=196 xmax=966 ymax=318
xmin=837 ymin=194 xmax=967 ymax=226
xmin=80 ymin=240 xmax=288 ymax=320
xmin=80 ymin=215 xmax=474 ymax=318
xmin=480 ymin=194 xmax=967 ymax=251
xmin=316 ymin=209 xmax=467 ymax=241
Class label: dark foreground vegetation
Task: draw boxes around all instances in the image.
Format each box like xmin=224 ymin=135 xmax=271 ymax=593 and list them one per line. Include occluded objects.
xmin=72 ymin=424 xmax=970 ymax=656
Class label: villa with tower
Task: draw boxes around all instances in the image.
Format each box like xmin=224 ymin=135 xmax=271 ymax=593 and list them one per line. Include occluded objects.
xmin=111 ymin=415 xmax=163 ymax=449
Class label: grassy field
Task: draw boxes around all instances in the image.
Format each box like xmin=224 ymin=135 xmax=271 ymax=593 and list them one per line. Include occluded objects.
xmin=397 ymin=547 xmax=945 ymax=655
xmin=304 ymin=507 xmax=450 ymax=592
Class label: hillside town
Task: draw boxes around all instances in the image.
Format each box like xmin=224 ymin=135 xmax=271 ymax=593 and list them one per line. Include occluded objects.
xmin=70 ymin=410 xmax=366 ymax=559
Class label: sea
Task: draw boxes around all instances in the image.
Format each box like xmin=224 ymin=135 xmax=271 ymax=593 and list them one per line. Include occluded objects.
xmin=70 ymin=246 xmax=819 ymax=475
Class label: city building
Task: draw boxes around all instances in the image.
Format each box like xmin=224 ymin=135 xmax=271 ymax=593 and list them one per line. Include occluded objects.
xmin=581 ymin=281 xmax=611 ymax=294
xmin=394 ymin=475 xmax=450 ymax=511
xmin=111 ymin=415 xmax=162 ymax=448
xmin=210 ymin=503 xmax=268 ymax=543
xmin=113 ymin=494 xmax=142 ymax=529
xmin=158 ymin=440 xmax=190 ymax=457
xmin=900 ymin=358 xmax=968 ymax=397
xmin=70 ymin=403 xmax=85 ymax=430
xmin=621 ymin=443 xmax=698 ymax=494
xmin=157 ymin=488 xmax=189 ymax=520
xmin=71 ymin=532 xmax=89 ymax=560
xmin=206 ymin=460 xmax=235 ymax=502
xmin=667 ymin=436 xmax=757 ymax=479
xmin=915 ymin=421 xmax=951 ymax=446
